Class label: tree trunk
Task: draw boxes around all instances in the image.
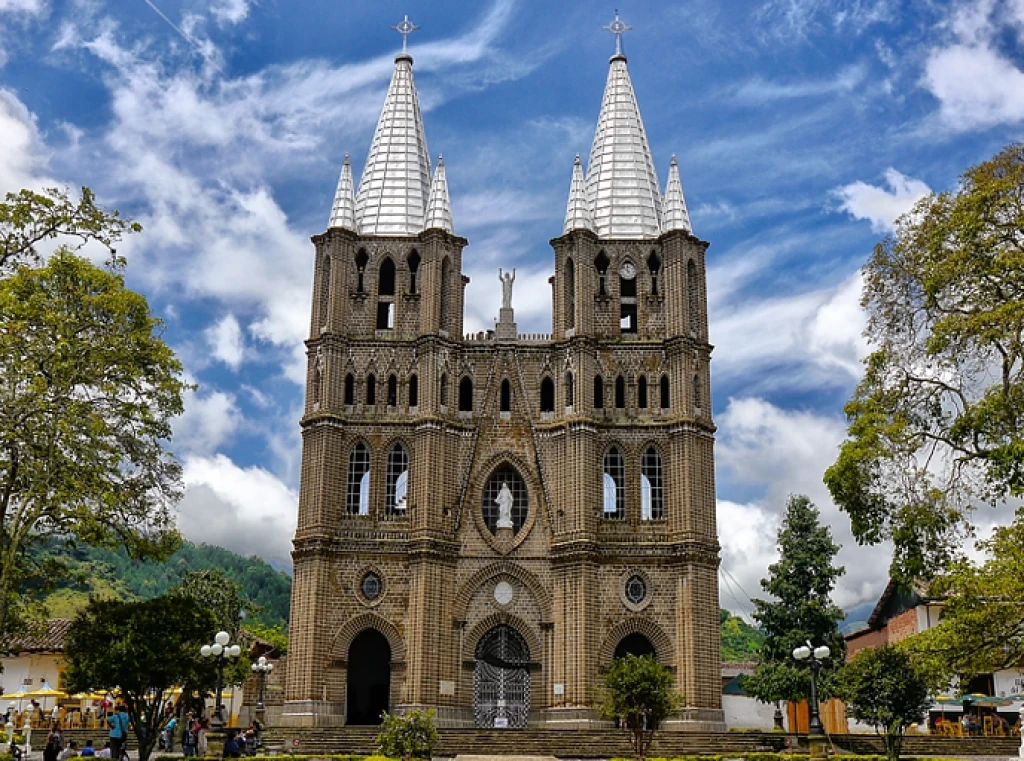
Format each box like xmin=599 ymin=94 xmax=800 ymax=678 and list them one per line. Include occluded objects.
xmin=884 ymin=730 xmax=902 ymax=761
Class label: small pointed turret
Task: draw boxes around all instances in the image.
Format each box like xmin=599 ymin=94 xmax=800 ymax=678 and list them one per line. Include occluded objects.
xmin=425 ymin=155 xmax=454 ymax=233
xmin=328 ymin=155 xmax=357 ymax=231
xmin=585 ymin=13 xmax=662 ymax=239
xmin=662 ymin=155 xmax=692 ymax=234
xmin=354 ymin=48 xmax=432 ymax=236
xmin=564 ymin=155 xmax=594 ymax=234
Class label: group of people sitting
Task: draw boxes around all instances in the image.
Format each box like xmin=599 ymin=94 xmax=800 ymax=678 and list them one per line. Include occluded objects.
xmin=43 ymin=730 xmax=114 ymax=761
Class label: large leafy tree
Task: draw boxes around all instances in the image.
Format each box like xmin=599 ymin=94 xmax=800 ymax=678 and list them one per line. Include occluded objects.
xmin=63 ymin=596 xmax=216 ymax=761
xmin=599 ymin=653 xmax=682 ymax=761
xmin=174 ymin=570 xmax=255 ymax=689
xmin=902 ymin=509 xmax=1024 ymax=687
xmin=744 ymin=495 xmax=846 ymax=704
xmin=0 ymin=247 xmax=188 ymax=644
xmin=836 ymin=646 xmax=931 ymax=761
xmin=825 ymin=144 xmax=1024 ymax=579
xmin=0 ymin=187 xmax=139 ymax=274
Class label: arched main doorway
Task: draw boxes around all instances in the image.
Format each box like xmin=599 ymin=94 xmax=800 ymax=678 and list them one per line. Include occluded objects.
xmin=614 ymin=632 xmax=656 ymax=660
xmin=473 ymin=625 xmax=530 ymax=728
xmin=346 ymin=629 xmax=391 ymax=725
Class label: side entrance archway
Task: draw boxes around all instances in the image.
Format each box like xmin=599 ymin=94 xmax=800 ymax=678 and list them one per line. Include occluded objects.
xmin=473 ymin=624 xmax=530 ymax=728
xmin=346 ymin=628 xmax=391 ymax=725
xmin=614 ymin=632 xmax=656 ymax=660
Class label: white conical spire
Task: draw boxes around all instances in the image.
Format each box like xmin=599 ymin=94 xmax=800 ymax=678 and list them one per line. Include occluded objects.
xmin=354 ymin=51 xmax=431 ymax=236
xmin=662 ymin=155 xmax=692 ymax=234
xmin=425 ymin=155 xmax=454 ymax=233
xmin=328 ymin=155 xmax=357 ymax=231
xmin=584 ymin=40 xmax=662 ymax=239
xmin=564 ymin=154 xmax=594 ymax=234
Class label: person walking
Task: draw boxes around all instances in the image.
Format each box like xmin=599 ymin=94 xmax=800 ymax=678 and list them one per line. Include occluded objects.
xmin=106 ymin=705 xmax=129 ymax=761
xmin=162 ymin=715 xmax=176 ymax=754
xmin=43 ymin=723 xmax=64 ymax=761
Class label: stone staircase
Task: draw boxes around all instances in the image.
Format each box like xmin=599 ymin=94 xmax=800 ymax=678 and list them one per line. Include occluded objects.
xmin=260 ymin=727 xmax=1024 ymax=758
xmin=260 ymin=728 xmax=789 ymax=757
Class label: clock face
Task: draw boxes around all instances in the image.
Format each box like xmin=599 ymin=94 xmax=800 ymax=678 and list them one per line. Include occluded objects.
xmin=619 ymin=262 xmax=637 ymax=279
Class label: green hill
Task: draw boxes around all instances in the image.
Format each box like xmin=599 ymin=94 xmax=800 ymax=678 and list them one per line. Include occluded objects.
xmin=720 ymin=609 xmax=763 ymax=661
xmin=36 ymin=539 xmax=291 ymax=628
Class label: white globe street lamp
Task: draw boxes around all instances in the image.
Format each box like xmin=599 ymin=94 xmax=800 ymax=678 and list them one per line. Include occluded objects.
xmin=200 ymin=631 xmax=242 ymax=729
xmin=792 ymin=640 xmax=831 ymax=738
xmin=251 ymin=656 xmax=274 ymax=711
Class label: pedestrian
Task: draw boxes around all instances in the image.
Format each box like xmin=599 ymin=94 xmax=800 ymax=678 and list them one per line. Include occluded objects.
xmin=59 ymin=740 xmax=79 ymax=761
xmin=106 ymin=704 xmax=129 ymax=761
xmin=43 ymin=723 xmax=64 ymax=761
xmin=162 ymin=714 xmax=176 ymax=754
xmin=80 ymin=740 xmax=96 ymax=757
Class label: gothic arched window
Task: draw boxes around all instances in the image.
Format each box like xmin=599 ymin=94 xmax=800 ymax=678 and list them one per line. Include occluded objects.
xmin=593 ymin=375 xmax=604 ymax=409
xmin=595 ymin=251 xmax=610 ymax=296
xmin=638 ymin=376 xmax=648 ymax=409
xmin=694 ymin=373 xmax=702 ymax=411
xmin=615 ymin=375 xmax=626 ymax=409
xmin=311 ymin=358 xmax=322 ymax=409
xmin=641 ymin=447 xmax=664 ymax=520
xmin=660 ymin=374 xmax=670 ymax=410
xmin=540 ymin=377 xmax=555 ymax=413
xmin=647 ymin=250 xmax=661 ymax=296
xmin=440 ymin=373 xmax=448 ymax=407
xmin=565 ymin=257 xmax=576 ymax=329
xmin=355 ymin=249 xmax=369 ymax=293
xmin=387 ymin=374 xmax=398 ymax=407
xmin=687 ymin=259 xmax=699 ymax=335
xmin=408 ymin=374 xmax=419 ymax=407
xmin=377 ymin=258 xmax=396 ymax=330
xmin=319 ymin=254 xmax=331 ymax=329
xmin=603 ymin=447 xmax=625 ymax=520
xmin=347 ymin=442 xmax=371 ymax=515
xmin=500 ymin=379 xmax=511 ymax=412
xmin=407 ymin=249 xmax=421 ymax=294
xmin=366 ymin=374 xmax=376 ymax=406
xmin=481 ymin=464 xmax=528 ymax=535
xmin=386 ymin=443 xmax=409 ymax=515
xmin=459 ymin=376 xmax=473 ymax=412
xmin=344 ymin=373 xmax=355 ymax=406
xmin=565 ymin=372 xmax=575 ymax=407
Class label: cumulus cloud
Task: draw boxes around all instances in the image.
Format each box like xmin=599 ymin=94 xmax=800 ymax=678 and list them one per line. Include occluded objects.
xmin=172 ymin=385 xmax=243 ymax=456
xmin=210 ymin=0 xmax=252 ymax=27
xmin=205 ymin=313 xmax=246 ymax=370
xmin=0 ymin=88 xmax=54 ymax=192
xmin=179 ymin=455 xmax=297 ymax=569
xmin=715 ymin=397 xmax=894 ymax=614
xmin=833 ymin=168 xmax=931 ymax=233
xmin=0 ymin=0 xmax=45 ymax=14
xmin=921 ymin=0 xmax=1024 ymax=130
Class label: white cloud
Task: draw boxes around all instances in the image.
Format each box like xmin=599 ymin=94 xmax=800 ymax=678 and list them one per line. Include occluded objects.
xmin=921 ymin=0 xmax=1024 ymax=131
xmin=833 ymin=168 xmax=931 ymax=233
xmin=172 ymin=386 xmax=243 ymax=456
xmin=0 ymin=88 xmax=54 ymax=193
xmin=715 ymin=397 xmax=894 ymax=613
xmin=205 ymin=313 xmax=245 ymax=370
xmin=0 ymin=0 xmax=45 ymax=14
xmin=732 ymin=64 xmax=867 ymax=103
xmin=210 ymin=0 xmax=251 ymax=27
xmin=179 ymin=454 xmax=297 ymax=568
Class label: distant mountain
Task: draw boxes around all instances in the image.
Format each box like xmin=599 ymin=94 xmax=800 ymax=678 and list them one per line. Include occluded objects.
xmin=841 ymin=601 xmax=876 ymax=635
xmin=35 ymin=539 xmax=291 ymax=628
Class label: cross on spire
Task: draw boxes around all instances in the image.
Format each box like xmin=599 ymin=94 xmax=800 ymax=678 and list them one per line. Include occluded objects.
xmin=603 ymin=10 xmax=632 ymax=56
xmin=391 ymin=14 xmax=420 ymax=54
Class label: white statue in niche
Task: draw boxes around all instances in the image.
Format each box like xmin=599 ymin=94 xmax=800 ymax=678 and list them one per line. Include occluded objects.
xmin=495 ymin=481 xmax=514 ymax=529
xmin=498 ymin=267 xmax=516 ymax=309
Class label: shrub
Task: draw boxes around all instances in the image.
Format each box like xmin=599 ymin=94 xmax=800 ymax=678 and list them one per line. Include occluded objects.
xmin=375 ymin=709 xmax=438 ymax=761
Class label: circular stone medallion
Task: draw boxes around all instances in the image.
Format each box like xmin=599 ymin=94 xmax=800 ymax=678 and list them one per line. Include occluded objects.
xmin=494 ymin=580 xmax=514 ymax=606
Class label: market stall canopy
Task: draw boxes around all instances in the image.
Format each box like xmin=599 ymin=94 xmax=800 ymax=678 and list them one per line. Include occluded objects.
xmin=1 ymin=686 xmax=29 ymax=700
xmin=24 ymin=683 xmax=66 ymax=698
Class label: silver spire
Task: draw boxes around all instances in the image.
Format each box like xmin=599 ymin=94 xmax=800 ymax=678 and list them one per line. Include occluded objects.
xmin=603 ymin=10 xmax=632 ymax=57
xmin=662 ymin=155 xmax=692 ymax=234
xmin=354 ymin=23 xmax=432 ymax=236
xmin=425 ymin=155 xmax=454 ymax=233
xmin=564 ymin=154 xmax=594 ymax=234
xmin=584 ymin=24 xmax=662 ymax=240
xmin=328 ymin=154 xmax=357 ymax=231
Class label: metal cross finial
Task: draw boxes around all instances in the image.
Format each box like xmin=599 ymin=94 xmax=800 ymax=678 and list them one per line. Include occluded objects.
xmin=392 ymin=15 xmax=420 ymax=53
xmin=603 ymin=10 xmax=632 ymax=56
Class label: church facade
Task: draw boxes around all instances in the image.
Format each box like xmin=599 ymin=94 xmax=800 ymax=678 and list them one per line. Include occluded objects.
xmin=283 ymin=17 xmax=724 ymax=731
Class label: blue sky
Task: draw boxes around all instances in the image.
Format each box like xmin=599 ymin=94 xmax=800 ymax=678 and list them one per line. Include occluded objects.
xmin=2 ymin=0 xmax=1024 ymax=617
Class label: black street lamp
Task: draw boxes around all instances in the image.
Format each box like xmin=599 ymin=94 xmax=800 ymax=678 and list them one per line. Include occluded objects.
xmin=792 ymin=641 xmax=831 ymax=737
xmin=200 ymin=631 xmax=242 ymax=729
xmin=250 ymin=656 xmax=274 ymax=711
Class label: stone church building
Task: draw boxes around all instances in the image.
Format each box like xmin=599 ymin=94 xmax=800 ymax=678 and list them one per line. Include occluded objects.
xmin=284 ymin=17 xmax=723 ymax=731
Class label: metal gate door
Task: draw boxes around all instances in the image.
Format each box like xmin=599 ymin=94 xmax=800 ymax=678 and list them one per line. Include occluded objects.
xmin=473 ymin=625 xmax=530 ymax=728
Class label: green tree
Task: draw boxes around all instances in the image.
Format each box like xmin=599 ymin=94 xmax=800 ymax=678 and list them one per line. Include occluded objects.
xmin=836 ymin=646 xmax=931 ymax=761
xmin=600 ymin=653 xmax=682 ymax=761
xmin=720 ymin=609 xmax=764 ymax=662
xmin=0 ymin=187 xmax=139 ymax=274
xmin=824 ymin=144 xmax=1024 ymax=580
xmin=375 ymin=709 xmax=438 ymax=761
xmin=0 ymin=250 xmax=188 ymax=646
xmin=744 ymin=495 xmax=846 ymax=705
xmin=902 ymin=509 xmax=1024 ymax=687
xmin=63 ymin=596 xmax=216 ymax=761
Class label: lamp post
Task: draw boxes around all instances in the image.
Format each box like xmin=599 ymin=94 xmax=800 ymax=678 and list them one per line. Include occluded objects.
xmin=200 ymin=631 xmax=242 ymax=729
xmin=251 ymin=656 xmax=274 ymax=711
xmin=793 ymin=641 xmax=831 ymax=737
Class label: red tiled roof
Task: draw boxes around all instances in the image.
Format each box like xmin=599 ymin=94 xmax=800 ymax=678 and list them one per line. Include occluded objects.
xmin=7 ymin=619 xmax=73 ymax=653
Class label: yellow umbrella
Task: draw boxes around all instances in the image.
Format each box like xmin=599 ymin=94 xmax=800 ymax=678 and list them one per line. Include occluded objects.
xmin=71 ymin=692 xmax=106 ymax=701
xmin=24 ymin=683 xmax=66 ymax=699
xmin=0 ymin=686 xmax=28 ymax=700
